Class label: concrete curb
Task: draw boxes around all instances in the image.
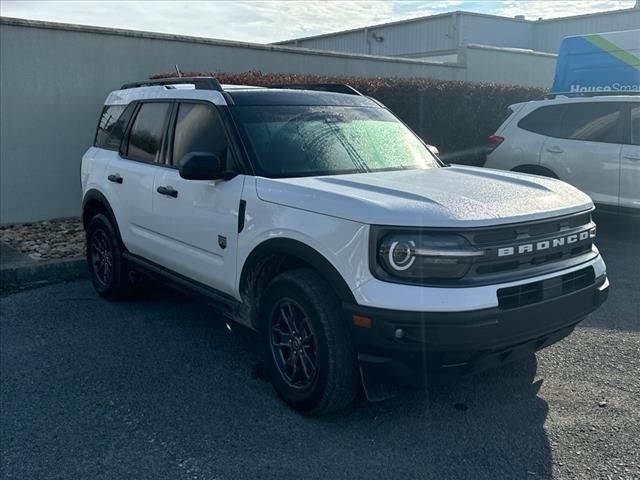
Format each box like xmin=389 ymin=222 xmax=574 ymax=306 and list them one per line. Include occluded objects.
xmin=0 ymin=257 xmax=88 ymax=288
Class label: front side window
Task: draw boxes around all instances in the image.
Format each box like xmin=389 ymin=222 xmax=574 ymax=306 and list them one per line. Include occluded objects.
xmin=557 ymin=102 xmax=623 ymax=144
xmin=172 ymin=103 xmax=229 ymax=167
xmin=230 ymin=106 xmax=439 ymax=178
xmin=126 ymin=103 xmax=171 ymax=163
xmin=630 ymin=104 xmax=640 ymax=146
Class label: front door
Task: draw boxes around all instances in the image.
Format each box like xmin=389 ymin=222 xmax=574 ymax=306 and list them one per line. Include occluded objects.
xmin=620 ymin=103 xmax=640 ymax=211
xmin=150 ymin=102 xmax=245 ymax=296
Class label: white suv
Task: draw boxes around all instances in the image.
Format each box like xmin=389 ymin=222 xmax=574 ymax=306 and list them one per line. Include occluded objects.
xmin=81 ymin=77 xmax=609 ymax=415
xmin=484 ymin=94 xmax=640 ymax=214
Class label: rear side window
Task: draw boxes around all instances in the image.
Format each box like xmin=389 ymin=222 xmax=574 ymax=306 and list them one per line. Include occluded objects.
xmin=518 ymin=105 xmax=564 ymax=136
xmin=630 ymin=104 xmax=640 ymax=146
xmin=171 ymin=103 xmax=229 ymax=167
xmin=94 ymin=104 xmax=135 ymax=150
xmin=126 ymin=103 xmax=171 ymax=163
xmin=557 ymin=102 xmax=623 ymax=144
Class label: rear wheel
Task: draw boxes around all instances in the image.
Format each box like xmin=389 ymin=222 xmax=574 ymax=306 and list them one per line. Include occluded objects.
xmin=261 ymin=269 xmax=359 ymax=415
xmin=86 ymin=213 xmax=134 ymax=300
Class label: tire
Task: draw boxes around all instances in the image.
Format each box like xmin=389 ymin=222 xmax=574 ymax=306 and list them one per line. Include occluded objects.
xmin=86 ymin=213 xmax=134 ymax=300
xmin=261 ymin=268 xmax=359 ymax=415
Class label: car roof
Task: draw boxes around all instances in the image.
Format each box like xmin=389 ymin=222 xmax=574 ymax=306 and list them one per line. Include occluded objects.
xmin=106 ymin=77 xmax=379 ymax=107
xmin=533 ymin=94 xmax=639 ymax=105
xmin=508 ymin=93 xmax=639 ymax=112
xmin=225 ymin=88 xmax=378 ymax=107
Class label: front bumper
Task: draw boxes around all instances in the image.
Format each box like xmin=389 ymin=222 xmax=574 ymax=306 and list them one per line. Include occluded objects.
xmin=344 ymin=271 xmax=609 ymax=385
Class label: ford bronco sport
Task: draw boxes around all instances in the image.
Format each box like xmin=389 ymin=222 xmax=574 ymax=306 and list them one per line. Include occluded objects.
xmin=82 ymin=77 xmax=609 ymax=415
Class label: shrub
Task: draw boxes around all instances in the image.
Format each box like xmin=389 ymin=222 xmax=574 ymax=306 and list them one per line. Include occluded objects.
xmin=152 ymin=71 xmax=546 ymax=165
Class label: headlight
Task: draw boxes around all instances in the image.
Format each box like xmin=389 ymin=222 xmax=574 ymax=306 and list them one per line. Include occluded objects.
xmin=374 ymin=231 xmax=484 ymax=282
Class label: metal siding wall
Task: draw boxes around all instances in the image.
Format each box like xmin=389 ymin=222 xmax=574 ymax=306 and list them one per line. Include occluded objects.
xmin=463 ymin=45 xmax=556 ymax=88
xmin=367 ymin=16 xmax=456 ymax=56
xmin=459 ymin=15 xmax=534 ymax=49
xmin=532 ymin=10 xmax=640 ymax=53
xmin=282 ymin=15 xmax=457 ymax=56
xmin=294 ymin=30 xmax=366 ymax=54
xmin=0 ymin=21 xmax=464 ymax=224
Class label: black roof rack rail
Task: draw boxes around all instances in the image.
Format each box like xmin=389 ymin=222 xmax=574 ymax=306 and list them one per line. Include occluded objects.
xmin=542 ymin=90 xmax=640 ymax=99
xmin=267 ymin=83 xmax=364 ymax=96
xmin=120 ymin=76 xmax=223 ymax=91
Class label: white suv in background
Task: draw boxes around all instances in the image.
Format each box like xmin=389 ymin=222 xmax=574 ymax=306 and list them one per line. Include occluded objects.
xmin=484 ymin=95 xmax=639 ymax=214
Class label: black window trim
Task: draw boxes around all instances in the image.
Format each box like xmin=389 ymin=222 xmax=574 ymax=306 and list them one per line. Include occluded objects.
xmin=624 ymin=101 xmax=640 ymax=146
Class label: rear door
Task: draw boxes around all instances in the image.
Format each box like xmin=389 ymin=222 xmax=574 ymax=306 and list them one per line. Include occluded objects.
xmin=150 ymin=101 xmax=245 ymax=295
xmin=619 ymin=102 xmax=640 ymax=211
xmin=109 ymin=101 xmax=173 ymax=257
xmin=540 ymin=101 xmax=624 ymax=207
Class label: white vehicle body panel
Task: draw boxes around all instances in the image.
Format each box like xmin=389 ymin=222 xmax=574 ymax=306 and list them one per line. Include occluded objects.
xmin=539 ymin=136 xmax=621 ymax=206
xmin=620 ymin=143 xmax=640 ymax=209
xmin=148 ymin=171 xmax=246 ymax=296
xmin=255 ymin=166 xmax=592 ymax=228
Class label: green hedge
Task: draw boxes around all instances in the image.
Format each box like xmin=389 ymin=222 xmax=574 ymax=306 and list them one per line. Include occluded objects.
xmin=152 ymin=71 xmax=546 ymax=164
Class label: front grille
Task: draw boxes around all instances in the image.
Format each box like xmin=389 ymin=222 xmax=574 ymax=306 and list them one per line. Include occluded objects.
xmin=465 ymin=211 xmax=595 ymax=281
xmin=497 ymin=266 xmax=595 ymax=309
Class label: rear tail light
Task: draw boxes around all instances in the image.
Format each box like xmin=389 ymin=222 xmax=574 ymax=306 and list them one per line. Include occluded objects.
xmin=487 ymin=135 xmax=504 ymax=153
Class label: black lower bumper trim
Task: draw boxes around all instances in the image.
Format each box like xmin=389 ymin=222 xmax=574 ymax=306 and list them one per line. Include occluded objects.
xmin=345 ymin=275 xmax=609 ymax=383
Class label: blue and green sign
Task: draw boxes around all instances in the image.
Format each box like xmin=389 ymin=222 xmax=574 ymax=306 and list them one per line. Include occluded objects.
xmin=552 ymin=30 xmax=640 ymax=94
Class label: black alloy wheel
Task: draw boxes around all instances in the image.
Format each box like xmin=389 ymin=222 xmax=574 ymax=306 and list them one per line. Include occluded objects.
xmin=269 ymin=298 xmax=318 ymax=389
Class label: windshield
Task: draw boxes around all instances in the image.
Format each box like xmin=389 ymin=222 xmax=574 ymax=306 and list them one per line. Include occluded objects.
xmin=230 ymin=105 xmax=440 ymax=177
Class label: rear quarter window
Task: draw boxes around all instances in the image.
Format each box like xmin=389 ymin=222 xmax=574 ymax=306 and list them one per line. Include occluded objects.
xmin=517 ymin=105 xmax=565 ymax=136
xmin=94 ymin=104 xmax=135 ymax=150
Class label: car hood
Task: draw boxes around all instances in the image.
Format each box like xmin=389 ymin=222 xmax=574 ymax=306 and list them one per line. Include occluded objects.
xmin=255 ymin=166 xmax=593 ymax=228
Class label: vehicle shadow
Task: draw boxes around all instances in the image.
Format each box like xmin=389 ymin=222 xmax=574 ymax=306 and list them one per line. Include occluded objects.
xmin=320 ymin=356 xmax=552 ymax=479
xmin=123 ymin=286 xmax=553 ymax=479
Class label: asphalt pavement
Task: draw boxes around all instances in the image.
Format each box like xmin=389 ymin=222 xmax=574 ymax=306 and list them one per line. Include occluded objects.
xmin=1 ymin=214 xmax=639 ymax=480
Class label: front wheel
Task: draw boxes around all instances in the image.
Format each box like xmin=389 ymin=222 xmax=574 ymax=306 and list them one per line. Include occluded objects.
xmin=261 ymin=269 xmax=359 ymax=415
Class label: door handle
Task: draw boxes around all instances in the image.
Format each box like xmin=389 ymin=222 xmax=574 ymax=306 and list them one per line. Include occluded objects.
xmin=546 ymin=146 xmax=564 ymax=154
xmin=623 ymin=154 xmax=640 ymax=161
xmin=107 ymin=174 xmax=123 ymax=184
xmin=157 ymin=185 xmax=178 ymax=198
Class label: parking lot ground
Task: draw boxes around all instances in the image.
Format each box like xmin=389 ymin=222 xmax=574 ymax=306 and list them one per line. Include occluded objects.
xmin=1 ymin=215 xmax=639 ymax=480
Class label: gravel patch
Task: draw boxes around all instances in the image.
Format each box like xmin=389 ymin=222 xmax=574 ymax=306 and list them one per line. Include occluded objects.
xmin=0 ymin=218 xmax=85 ymax=261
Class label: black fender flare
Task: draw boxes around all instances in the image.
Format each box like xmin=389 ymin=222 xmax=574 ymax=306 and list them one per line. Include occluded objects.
xmin=239 ymin=237 xmax=356 ymax=304
xmin=81 ymin=189 xmax=123 ymax=243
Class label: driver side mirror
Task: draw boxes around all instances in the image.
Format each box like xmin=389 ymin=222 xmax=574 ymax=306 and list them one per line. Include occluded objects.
xmin=178 ymin=152 xmax=234 ymax=180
